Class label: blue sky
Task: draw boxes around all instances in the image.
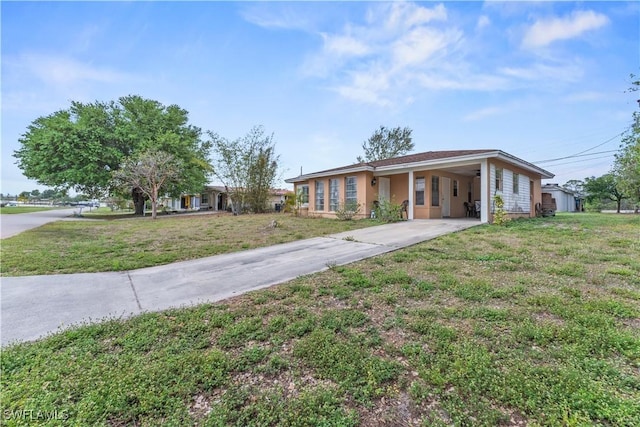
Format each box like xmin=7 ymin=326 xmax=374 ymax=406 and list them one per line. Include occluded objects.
xmin=2 ymin=1 xmax=638 ymax=196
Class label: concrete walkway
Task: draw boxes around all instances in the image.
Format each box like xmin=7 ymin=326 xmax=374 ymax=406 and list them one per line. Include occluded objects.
xmin=1 ymin=219 xmax=480 ymax=346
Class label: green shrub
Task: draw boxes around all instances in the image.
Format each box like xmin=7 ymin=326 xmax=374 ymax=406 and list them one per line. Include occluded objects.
xmin=493 ymin=194 xmax=510 ymax=226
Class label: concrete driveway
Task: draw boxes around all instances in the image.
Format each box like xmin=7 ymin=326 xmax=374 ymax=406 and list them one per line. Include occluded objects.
xmin=1 ymin=219 xmax=479 ymax=346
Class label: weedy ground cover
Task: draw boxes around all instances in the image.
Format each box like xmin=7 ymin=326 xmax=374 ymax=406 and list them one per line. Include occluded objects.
xmin=0 ymin=213 xmax=377 ymax=276
xmin=1 ymin=213 xmax=639 ymax=425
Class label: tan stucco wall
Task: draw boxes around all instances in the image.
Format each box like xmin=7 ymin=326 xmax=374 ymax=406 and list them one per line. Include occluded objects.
xmin=302 ymin=172 xmax=372 ymax=219
xmin=293 ymin=157 xmax=546 ymax=222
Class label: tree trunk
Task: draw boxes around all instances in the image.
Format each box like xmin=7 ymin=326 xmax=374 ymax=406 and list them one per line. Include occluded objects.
xmin=617 ymin=199 xmax=622 ymax=213
xmin=151 ymin=185 xmax=158 ymax=220
xmin=132 ymin=187 xmax=145 ymax=216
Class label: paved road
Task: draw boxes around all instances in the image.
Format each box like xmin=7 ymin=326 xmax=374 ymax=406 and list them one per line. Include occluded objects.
xmin=0 ymin=208 xmax=77 ymax=239
xmin=1 ymin=219 xmax=480 ymax=346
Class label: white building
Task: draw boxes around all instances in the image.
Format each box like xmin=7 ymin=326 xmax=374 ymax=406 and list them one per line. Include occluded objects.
xmin=541 ymin=184 xmax=580 ymax=212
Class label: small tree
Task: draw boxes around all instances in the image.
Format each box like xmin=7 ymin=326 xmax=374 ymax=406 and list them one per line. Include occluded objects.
xmin=112 ymin=150 xmax=182 ymax=219
xmin=357 ymin=126 xmax=414 ymax=163
xmin=584 ymin=174 xmax=626 ymax=213
xmin=209 ymin=126 xmax=280 ymax=215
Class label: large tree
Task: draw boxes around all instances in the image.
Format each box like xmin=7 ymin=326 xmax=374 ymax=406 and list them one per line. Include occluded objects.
xmin=14 ymin=95 xmax=211 ymax=215
xmin=584 ymin=174 xmax=626 ymax=213
xmin=357 ymin=126 xmax=414 ymax=163
xmin=112 ymin=150 xmax=182 ymax=219
xmin=209 ymin=126 xmax=280 ymax=215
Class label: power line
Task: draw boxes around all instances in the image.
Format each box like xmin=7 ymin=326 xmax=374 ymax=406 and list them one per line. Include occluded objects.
xmin=571 ymin=131 xmax=625 ymax=156
xmin=531 ymin=130 xmax=624 ymax=165
xmin=534 ymin=149 xmax=619 ymax=164
xmin=542 ymin=154 xmax=615 ymax=168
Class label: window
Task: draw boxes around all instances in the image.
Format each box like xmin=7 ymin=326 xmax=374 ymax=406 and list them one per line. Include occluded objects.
xmin=415 ymin=177 xmax=425 ymax=205
xmin=431 ymin=176 xmax=440 ymax=206
xmin=345 ymin=176 xmax=357 ymax=204
xmin=495 ymin=168 xmax=503 ymax=191
xmin=201 ymin=193 xmax=209 ymax=204
xmin=299 ymin=185 xmax=309 ymax=205
xmin=315 ymin=181 xmax=325 ymax=211
xmin=453 ymin=180 xmax=458 ymax=197
xmin=513 ymin=173 xmax=519 ymax=194
xmin=329 ymin=179 xmax=339 ymax=211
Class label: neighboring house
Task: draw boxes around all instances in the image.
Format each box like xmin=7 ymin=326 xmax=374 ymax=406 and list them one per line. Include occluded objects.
xmin=541 ymin=184 xmax=582 ymax=212
xmin=285 ymin=150 xmax=554 ymax=223
xmin=161 ymin=186 xmax=288 ymax=213
xmin=268 ymin=189 xmax=289 ymax=212
xmin=160 ymin=185 xmax=228 ymax=213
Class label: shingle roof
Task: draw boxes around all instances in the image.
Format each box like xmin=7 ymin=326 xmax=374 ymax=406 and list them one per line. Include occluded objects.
xmin=367 ymin=150 xmax=496 ymax=168
xmin=285 ymin=149 xmax=554 ymax=182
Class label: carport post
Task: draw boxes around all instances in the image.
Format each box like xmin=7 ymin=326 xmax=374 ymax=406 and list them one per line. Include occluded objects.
xmin=408 ymin=170 xmax=414 ymax=220
xmin=480 ymin=160 xmax=489 ymax=223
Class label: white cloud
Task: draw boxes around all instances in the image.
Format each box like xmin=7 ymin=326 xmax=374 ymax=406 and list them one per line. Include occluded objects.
xmin=392 ymin=27 xmax=462 ymax=68
xmin=321 ymin=33 xmax=370 ymax=57
xmin=522 ymin=10 xmax=609 ymax=48
xmin=6 ymin=53 xmax=127 ymax=86
xmin=299 ymin=2 xmax=466 ymax=105
xmin=334 ymin=68 xmax=392 ymax=106
xmin=499 ymin=62 xmax=583 ymax=83
xmin=240 ymin=5 xmax=314 ymax=31
xmin=378 ymin=2 xmax=447 ymax=32
xmin=562 ymin=91 xmax=607 ymax=103
xmin=463 ymin=106 xmax=506 ymax=121
xmin=476 ymin=15 xmax=491 ymax=31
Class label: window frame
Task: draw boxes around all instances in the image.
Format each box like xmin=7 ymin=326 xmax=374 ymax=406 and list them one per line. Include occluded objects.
xmin=431 ymin=176 xmax=440 ymax=207
xmin=329 ymin=178 xmax=339 ymax=211
xmin=315 ymin=180 xmax=325 ymax=211
xmin=415 ymin=176 xmax=425 ymax=206
xmin=299 ymin=185 xmax=309 ymax=206
xmin=345 ymin=176 xmax=357 ymax=205
xmin=495 ymin=168 xmax=503 ymax=192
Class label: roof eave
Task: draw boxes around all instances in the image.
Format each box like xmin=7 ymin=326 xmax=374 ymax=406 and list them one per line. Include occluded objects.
xmin=496 ymin=151 xmax=554 ymax=179
xmin=285 ymin=165 xmax=374 ymax=183
xmin=374 ymin=151 xmax=502 ymax=172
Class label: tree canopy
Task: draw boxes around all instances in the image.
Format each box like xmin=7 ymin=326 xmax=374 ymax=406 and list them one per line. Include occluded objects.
xmin=14 ymin=95 xmax=211 ymax=214
xmin=357 ymin=126 xmax=414 ymax=163
xmin=584 ymin=174 xmax=626 ymax=213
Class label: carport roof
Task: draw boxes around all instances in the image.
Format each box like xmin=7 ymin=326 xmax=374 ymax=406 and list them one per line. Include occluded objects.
xmin=285 ymin=149 xmax=554 ymax=183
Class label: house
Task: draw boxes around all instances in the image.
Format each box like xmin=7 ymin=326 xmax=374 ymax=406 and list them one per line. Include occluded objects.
xmin=541 ymin=183 xmax=582 ymax=212
xmin=161 ymin=186 xmax=288 ymax=213
xmin=160 ymin=185 xmax=228 ymax=213
xmin=285 ymin=150 xmax=554 ymax=223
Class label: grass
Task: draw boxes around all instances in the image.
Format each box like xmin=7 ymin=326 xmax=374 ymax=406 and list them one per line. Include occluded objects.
xmin=0 ymin=206 xmax=61 ymax=214
xmin=0 ymin=213 xmax=378 ymax=276
xmin=2 ymin=213 xmax=639 ymax=426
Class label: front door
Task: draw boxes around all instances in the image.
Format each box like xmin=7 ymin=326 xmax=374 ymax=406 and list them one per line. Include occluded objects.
xmin=378 ymin=177 xmax=390 ymax=202
xmin=442 ymin=177 xmax=451 ymax=217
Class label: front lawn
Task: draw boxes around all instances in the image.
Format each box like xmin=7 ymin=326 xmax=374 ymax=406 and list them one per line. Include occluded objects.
xmin=2 ymin=214 xmax=638 ymax=425
xmin=0 ymin=213 xmax=378 ymax=276
xmin=0 ymin=206 xmax=60 ymax=214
